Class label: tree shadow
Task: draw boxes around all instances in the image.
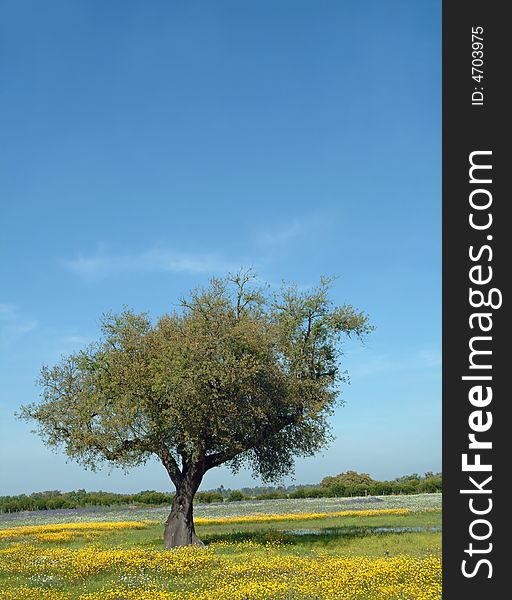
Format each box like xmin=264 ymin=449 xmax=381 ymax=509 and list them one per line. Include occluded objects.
xmin=200 ymin=526 xmax=408 ymax=547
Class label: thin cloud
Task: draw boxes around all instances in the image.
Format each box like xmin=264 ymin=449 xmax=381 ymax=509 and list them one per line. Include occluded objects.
xmin=0 ymin=303 xmax=16 ymax=317
xmin=0 ymin=303 xmax=37 ymax=346
xmin=63 ymin=245 xmax=240 ymax=281
xmin=257 ymin=219 xmax=305 ymax=247
xmin=256 ymin=214 xmax=328 ymax=249
xmin=348 ymin=348 xmax=441 ymax=379
xmin=58 ymin=335 xmax=93 ymax=346
xmin=50 ymin=335 xmax=95 ymax=359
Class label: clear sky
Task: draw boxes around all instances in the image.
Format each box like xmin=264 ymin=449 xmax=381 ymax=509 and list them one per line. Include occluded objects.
xmin=0 ymin=0 xmax=441 ymax=495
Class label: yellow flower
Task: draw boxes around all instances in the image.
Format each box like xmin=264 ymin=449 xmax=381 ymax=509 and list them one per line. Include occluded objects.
xmin=195 ymin=507 xmax=411 ymax=525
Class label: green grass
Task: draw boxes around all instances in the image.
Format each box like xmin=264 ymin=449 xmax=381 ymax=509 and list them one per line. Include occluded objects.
xmin=0 ymin=506 xmax=442 ymax=598
xmin=39 ymin=509 xmax=440 ymax=554
xmin=0 ymin=509 xmax=441 ymax=553
xmin=196 ymin=510 xmax=441 ymax=556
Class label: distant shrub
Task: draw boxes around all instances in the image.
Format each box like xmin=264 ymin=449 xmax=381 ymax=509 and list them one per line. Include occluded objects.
xmin=0 ymin=471 xmax=441 ymax=514
xmin=289 ymin=488 xmax=307 ymax=499
xmin=255 ymin=492 xmax=288 ymax=500
xmin=305 ymin=487 xmax=331 ymax=498
xmin=195 ymin=492 xmax=224 ymax=504
xmin=321 ymin=471 xmax=377 ymax=488
xmin=227 ymin=490 xmax=247 ymax=502
xmin=131 ymin=491 xmax=171 ymax=505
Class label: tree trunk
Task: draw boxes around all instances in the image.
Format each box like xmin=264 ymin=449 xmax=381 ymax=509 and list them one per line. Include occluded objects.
xmin=164 ymin=470 xmax=204 ymax=549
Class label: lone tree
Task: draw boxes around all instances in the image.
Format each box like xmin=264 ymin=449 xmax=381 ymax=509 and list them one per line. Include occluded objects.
xmin=19 ymin=272 xmax=373 ymax=548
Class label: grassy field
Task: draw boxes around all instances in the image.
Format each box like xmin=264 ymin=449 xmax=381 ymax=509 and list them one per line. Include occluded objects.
xmin=0 ymin=494 xmax=441 ymax=599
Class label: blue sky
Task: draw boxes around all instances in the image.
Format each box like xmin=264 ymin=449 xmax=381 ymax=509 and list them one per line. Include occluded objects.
xmin=0 ymin=0 xmax=441 ymax=495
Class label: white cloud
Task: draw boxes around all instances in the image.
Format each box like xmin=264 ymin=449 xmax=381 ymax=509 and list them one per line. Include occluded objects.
xmin=0 ymin=303 xmax=16 ymax=317
xmin=256 ymin=214 xmax=327 ymax=249
xmin=58 ymin=335 xmax=93 ymax=346
xmin=49 ymin=335 xmax=95 ymax=360
xmin=257 ymin=219 xmax=305 ymax=247
xmin=0 ymin=303 xmax=37 ymax=346
xmin=63 ymin=244 xmax=240 ymax=281
xmin=348 ymin=347 xmax=441 ymax=379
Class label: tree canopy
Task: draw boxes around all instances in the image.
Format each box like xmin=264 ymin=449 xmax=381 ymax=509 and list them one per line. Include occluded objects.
xmin=321 ymin=471 xmax=377 ymax=488
xmin=19 ymin=271 xmax=373 ymax=546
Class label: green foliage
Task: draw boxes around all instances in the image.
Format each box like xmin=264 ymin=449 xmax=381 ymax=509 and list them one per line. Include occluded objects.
xmin=290 ymin=486 xmax=331 ymax=499
xmin=195 ymin=491 xmax=224 ymax=504
xmin=131 ymin=490 xmax=172 ymax=505
xmin=291 ymin=472 xmax=442 ymax=499
xmin=0 ymin=489 xmax=174 ymax=513
xmin=321 ymin=471 xmax=377 ymax=488
xmin=227 ymin=490 xmax=247 ymax=502
xmin=18 ymin=272 xmax=372 ymax=491
xmin=0 ymin=471 xmax=442 ymax=514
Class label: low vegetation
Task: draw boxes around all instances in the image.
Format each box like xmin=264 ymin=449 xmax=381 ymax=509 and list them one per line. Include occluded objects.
xmin=0 ymin=497 xmax=441 ymax=599
xmin=0 ymin=472 xmax=442 ymax=514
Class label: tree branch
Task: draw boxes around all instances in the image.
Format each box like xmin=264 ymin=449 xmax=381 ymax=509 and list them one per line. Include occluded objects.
xmin=158 ymin=445 xmax=183 ymax=487
xmin=205 ymin=449 xmax=238 ymax=470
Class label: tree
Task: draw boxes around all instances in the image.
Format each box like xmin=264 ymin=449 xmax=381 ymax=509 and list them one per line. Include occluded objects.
xmin=321 ymin=470 xmax=377 ymax=488
xmin=19 ymin=272 xmax=373 ymax=547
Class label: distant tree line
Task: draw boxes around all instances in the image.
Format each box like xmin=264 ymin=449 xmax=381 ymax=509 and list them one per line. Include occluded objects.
xmin=221 ymin=471 xmax=442 ymax=501
xmin=0 ymin=489 xmax=172 ymax=513
xmin=288 ymin=471 xmax=442 ymax=499
xmin=0 ymin=471 xmax=441 ymax=514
